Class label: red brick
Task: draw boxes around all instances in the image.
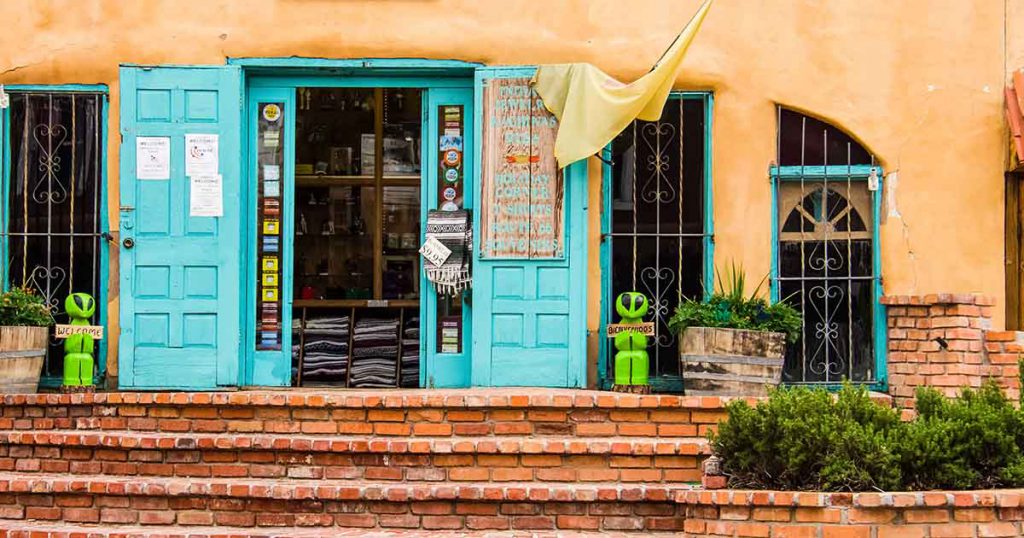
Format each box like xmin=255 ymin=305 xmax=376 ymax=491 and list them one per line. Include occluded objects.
xmin=466 ymin=516 xmax=511 ymax=530
xmin=421 ymin=515 xmax=464 ymax=529
xmin=979 ymin=522 xmax=1023 ymax=537
xmin=821 ymin=527 xmax=871 ymax=538
xmin=929 ymin=524 xmax=980 ymax=538
xmin=774 ymin=526 xmax=819 ymax=538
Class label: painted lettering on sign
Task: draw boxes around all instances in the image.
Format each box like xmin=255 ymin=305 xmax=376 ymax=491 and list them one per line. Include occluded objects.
xmin=54 ymin=325 xmax=104 ymax=339
xmin=481 ymin=77 xmax=564 ymax=258
xmin=605 ymin=323 xmax=655 ymax=337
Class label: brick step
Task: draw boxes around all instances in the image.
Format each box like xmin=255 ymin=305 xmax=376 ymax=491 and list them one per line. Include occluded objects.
xmin=0 ymin=389 xmax=729 ymax=438
xmin=0 ymin=473 xmax=690 ymax=531
xmin=0 ymin=522 xmax=683 ymax=538
xmin=0 ymin=431 xmax=707 ymax=483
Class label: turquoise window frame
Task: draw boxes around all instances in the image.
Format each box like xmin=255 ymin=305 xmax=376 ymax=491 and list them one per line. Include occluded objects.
xmin=597 ymin=91 xmax=714 ymax=392
xmin=769 ymin=164 xmax=887 ymax=390
xmin=0 ymin=84 xmax=110 ymax=388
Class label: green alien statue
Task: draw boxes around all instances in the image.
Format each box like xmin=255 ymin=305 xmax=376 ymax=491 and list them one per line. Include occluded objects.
xmin=613 ymin=291 xmax=650 ymax=388
xmin=63 ymin=293 xmax=96 ymax=389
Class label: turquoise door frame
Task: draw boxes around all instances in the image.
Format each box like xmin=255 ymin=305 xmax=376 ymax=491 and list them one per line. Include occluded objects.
xmin=0 ymin=85 xmax=111 ymax=388
xmin=118 ymin=66 xmax=244 ymax=389
xmin=422 ymin=87 xmax=474 ymax=388
xmin=245 ymin=87 xmax=295 ymax=386
xmin=238 ymin=69 xmax=476 ymax=387
xmin=470 ymin=67 xmax=588 ymax=388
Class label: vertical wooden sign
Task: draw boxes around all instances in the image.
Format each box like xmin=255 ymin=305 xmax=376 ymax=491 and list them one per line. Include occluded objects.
xmin=481 ymin=77 xmax=564 ymax=259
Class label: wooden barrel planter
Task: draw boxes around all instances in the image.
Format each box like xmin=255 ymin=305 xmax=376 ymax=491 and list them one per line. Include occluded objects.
xmin=0 ymin=326 xmax=48 ymax=393
xmin=679 ymin=327 xmax=785 ymax=396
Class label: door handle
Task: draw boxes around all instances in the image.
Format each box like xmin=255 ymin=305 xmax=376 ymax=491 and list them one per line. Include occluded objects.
xmin=122 ymin=238 xmax=135 ymax=249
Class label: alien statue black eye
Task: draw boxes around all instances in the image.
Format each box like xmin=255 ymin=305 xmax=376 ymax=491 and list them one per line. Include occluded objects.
xmin=633 ymin=296 xmax=643 ymax=309
xmin=74 ymin=295 xmax=85 ymax=310
xmin=621 ymin=295 xmax=631 ymax=309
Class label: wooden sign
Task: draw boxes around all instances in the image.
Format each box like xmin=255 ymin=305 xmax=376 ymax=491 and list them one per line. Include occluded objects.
xmin=54 ymin=325 xmax=104 ymax=339
xmin=480 ymin=77 xmax=565 ymax=258
xmin=605 ymin=323 xmax=656 ymax=338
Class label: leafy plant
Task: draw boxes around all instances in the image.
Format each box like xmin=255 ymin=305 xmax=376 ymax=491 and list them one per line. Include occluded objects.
xmin=710 ymin=381 xmax=1024 ymax=491
xmin=668 ymin=262 xmax=802 ymax=343
xmin=0 ymin=287 xmax=54 ymax=327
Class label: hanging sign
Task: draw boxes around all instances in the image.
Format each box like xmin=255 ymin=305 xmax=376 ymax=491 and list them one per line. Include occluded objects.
xmin=189 ymin=174 xmax=224 ymax=217
xmin=480 ymin=77 xmax=564 ymax=258
xmin=184 ymin=133 xmax=219 ymax=176
xmin=136 ymin=137 xmax=171 ymax=180
xmin=54 ymin=325 xmax=104 ymax=339
xmin=419 ymin=236 xmax=452 ymax=267
xmin=605 ymin=323 xmax=656 ymax=337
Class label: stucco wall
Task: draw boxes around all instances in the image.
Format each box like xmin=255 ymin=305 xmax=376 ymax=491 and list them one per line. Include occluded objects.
xmin=0 ymin=0 xmax=1014 ymax=377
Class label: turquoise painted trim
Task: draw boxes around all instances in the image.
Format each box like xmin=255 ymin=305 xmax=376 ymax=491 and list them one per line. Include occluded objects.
xmin=0 ymin=87 xmax=110 ymax=387
xmin=596 ymin=92 xmax=714 ymax=391
xmin=3 ymin=84 xmax=109 ymax=93
xmin=422 ymin=87 xmax=474 ymax=388
xmin=703 ymin=93 xmax=715 ymax=298
xmin=772 ymin=164 xmax=879 ymax=179
xmin=768 ymin=165 xmax=887 ymax=389
xmin=244 ymin=87 xmax=295 ymax=386
xmin=229 ymin=57 xmax=483 ymax=70
xmin=248 ymin=77 xmax=472 ymax=89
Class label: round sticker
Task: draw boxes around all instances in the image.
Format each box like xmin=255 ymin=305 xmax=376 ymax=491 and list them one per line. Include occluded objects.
xmin=262 ymin=104 xmax=281 ymax=122
xmin=441 ymin=201 xmax=459 ymax=211
xmin=442 ymin=149 xmax=462 ymax=167
xmin=444 ymin=168 xmax=460 ymax=183
xmin=443 ymin=187 xmax=457 ymax=201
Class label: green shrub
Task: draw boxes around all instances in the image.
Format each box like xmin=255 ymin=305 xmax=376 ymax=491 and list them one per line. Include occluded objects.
xmin=0 ymin=287 xmax=53 ymax=327
xmin=711 ymin=381 xmax=1024 ymax=491
xmin=711 ymin=383 xmax=902 ymax=491
xmin=668 ymin=262 xmax=802 ymax=343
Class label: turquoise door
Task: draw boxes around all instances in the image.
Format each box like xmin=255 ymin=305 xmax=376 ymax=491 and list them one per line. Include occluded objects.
xmin=471 ymin=68 xmax=588 ymax=388
xmin=422 ymin=87 xmax=474 ymax=387
xmin=118 ymin=66 xmax=243 ymax=389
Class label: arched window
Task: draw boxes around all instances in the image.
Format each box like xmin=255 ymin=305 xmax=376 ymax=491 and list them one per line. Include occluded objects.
xmin=773 ymin=107 xmax=881 ymax=384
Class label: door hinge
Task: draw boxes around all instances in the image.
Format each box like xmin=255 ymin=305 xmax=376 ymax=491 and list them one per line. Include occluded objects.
xmin=119 ymin=205 xmax=135 ymax=212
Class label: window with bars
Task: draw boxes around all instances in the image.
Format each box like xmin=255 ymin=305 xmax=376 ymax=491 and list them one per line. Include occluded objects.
xmin=604 ymin=96 xmax=711 ymax=389
xmin=2 ymin=91 xmax=106 ymax=381
xmin=773 ymin=107 xmax=881 ymax=384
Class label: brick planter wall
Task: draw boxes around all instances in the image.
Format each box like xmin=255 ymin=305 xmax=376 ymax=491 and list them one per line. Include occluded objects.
xmin=678 ymin=489 xmax=1024 ymax=537
xmin=882 ymin=294 xmax=1021 ymax=408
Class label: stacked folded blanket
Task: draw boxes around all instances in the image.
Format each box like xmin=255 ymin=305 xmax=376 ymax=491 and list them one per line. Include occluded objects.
xmin=350 ymin=317 xmax=400 ymax=388
xmin=297 ymin=316 xmax=350 ymax=385
xmin=401 ymin=316 xmax=420 ymax=387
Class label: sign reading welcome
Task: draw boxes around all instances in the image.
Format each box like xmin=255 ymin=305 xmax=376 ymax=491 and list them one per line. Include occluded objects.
xmin=480 ymin=77 xmax=565 ymax=259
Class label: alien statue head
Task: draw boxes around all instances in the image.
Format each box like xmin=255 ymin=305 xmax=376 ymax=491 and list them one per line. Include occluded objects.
xmin=615 ymin=291 xmax=648 ymax=320
xmin=65 ymin=292 xmax=96 ymax=321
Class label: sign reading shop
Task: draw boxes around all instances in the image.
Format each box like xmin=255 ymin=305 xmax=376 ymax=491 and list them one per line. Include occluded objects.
xmin=480 ymin=77 xmax=565 ymax=259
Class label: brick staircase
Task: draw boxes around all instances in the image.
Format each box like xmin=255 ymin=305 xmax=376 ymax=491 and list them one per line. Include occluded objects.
xmin=0 ymin=389 xmax=730 ymax=536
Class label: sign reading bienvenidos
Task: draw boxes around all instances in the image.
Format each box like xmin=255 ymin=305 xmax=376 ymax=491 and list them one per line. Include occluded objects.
xmin=481 ymin=77 xmax=565 ymax=259
xmin=605 ymin=323 xmax=655 ymax=337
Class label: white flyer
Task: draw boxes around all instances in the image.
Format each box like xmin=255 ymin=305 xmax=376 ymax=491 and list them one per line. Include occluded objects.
xmin=263 ymin=164 xmax=280 ymax=180
xmin=419 ymin=236 xmax=452 ymax=267
xmin=185 ymin=134 xmax=219 ymax=176
xmin=136 ymin=137 xmax=170 ymax=180
xmin=189 ymin=174 xmax=223 ymax=217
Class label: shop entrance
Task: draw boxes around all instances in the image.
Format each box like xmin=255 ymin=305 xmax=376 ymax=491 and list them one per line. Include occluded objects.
xmin=245 ymin=79 xmax=474 ymax=389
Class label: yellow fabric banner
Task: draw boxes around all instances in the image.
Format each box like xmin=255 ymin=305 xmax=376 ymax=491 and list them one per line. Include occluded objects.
xmin=532 ymin=0 xmax=715 ymax=168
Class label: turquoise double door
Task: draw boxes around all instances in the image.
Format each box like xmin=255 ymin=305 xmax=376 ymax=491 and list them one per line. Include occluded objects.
xmin=118 ymin=64 xmax=587 ymax=390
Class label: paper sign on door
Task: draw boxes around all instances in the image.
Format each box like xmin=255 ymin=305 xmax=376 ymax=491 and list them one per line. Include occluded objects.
xmin=419 ymin=236 xmax=452 ymax=267
xmin=136 ymin=137 xmax=170 ymax=180
xmin=189 ymin=174 xmax=224 ymax=217
xmin=185 ymin=134 xmax=219 ymax=176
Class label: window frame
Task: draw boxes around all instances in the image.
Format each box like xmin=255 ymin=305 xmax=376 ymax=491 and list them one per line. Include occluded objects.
xmin=597 ymin=91 xmax=714 ymax=392
xmin=770 ymin=164 xmax=886 ymax=390
xmin=0 ymin=84 xmax=110 ymax=388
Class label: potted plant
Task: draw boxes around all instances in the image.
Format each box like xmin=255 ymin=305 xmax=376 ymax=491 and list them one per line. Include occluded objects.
xmin=0 ymin=287 xmax=54 ymax=393
xmin=668 ymin=264 xmax=801 ymax=396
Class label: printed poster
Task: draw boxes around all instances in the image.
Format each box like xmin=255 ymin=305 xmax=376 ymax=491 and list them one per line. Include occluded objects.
xmin=136 ymin=137 xmax=170 ymax=180
xmin=189 ymin=174 xmax=223 ymax=217
xmin=185 ymin=134 xmax=219 ymax=176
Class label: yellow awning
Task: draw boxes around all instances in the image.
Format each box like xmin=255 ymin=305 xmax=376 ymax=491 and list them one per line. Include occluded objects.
xmin=532 ymin=0 xmax=715 ymax=168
